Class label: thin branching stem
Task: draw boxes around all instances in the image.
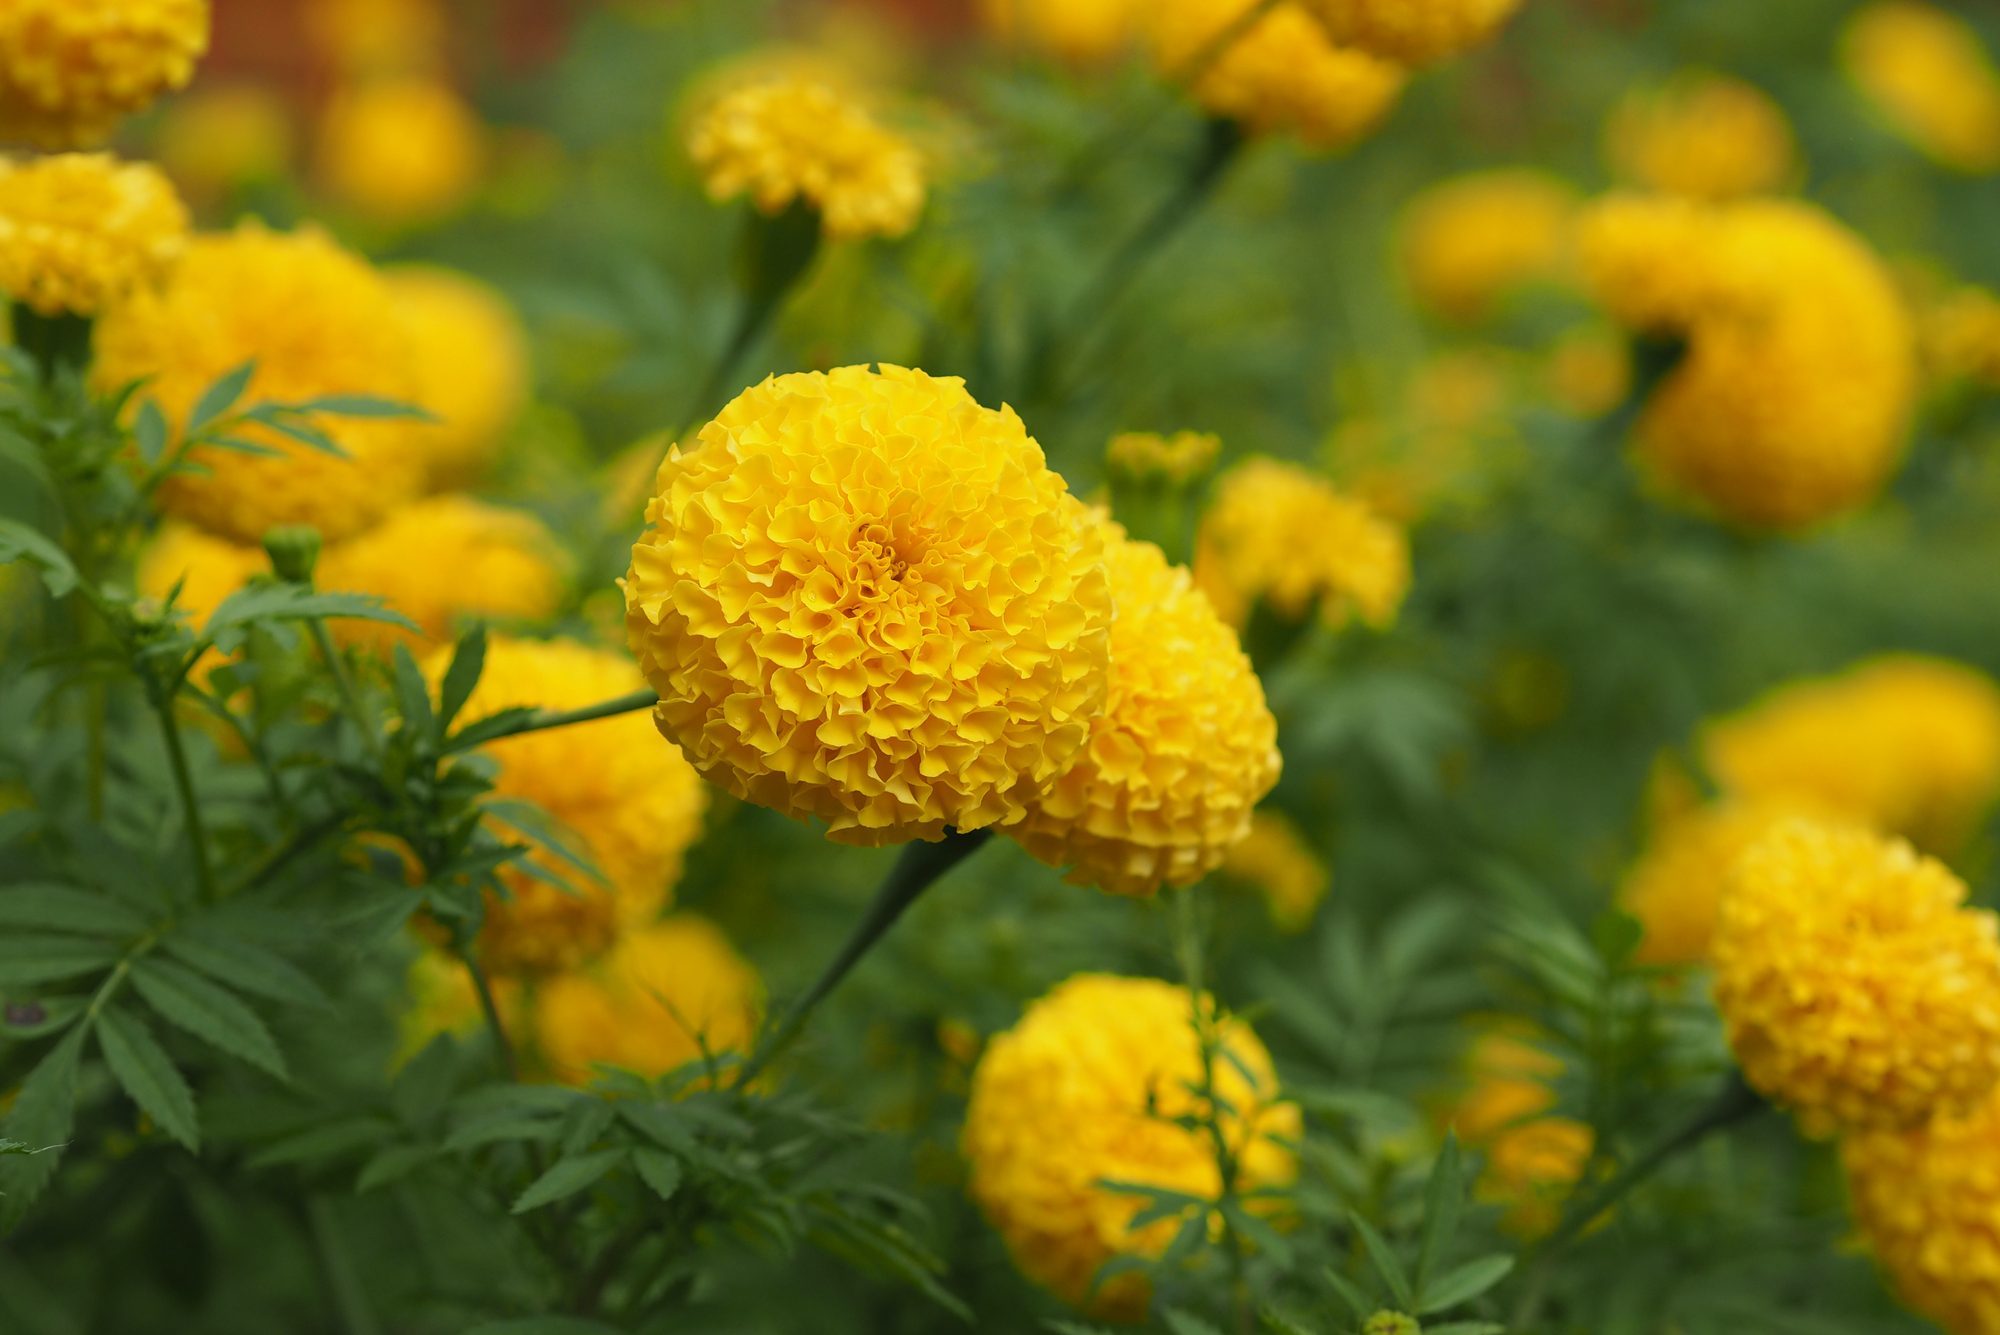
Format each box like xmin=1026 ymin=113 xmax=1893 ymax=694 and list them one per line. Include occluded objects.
xmin=149 ymin=685 xmax=217 ymax=903
xmin=309 ymin=620 xmax=381 ymax=763
xmin=444 ymin=688 xmax=658 ymax=754
xmin=458 ymin=946 xmax=520 ymax=1082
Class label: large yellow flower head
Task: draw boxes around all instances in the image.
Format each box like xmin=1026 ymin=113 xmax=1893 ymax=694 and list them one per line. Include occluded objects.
xmin=315 ymin=76 xmax=485 ymax=227
xmin=1843 ymin=1087 xmax=2000 ymax=1335
xmin=438 ymin=636 xmax=709 ymax=974
xmin=622 ymin=364 xmax=1113 ymax=847
xmin=686 ymin=75 xmax=925 ymax=242
xmin=92 ymin=222 xmax=426 ymax=545
xmin=982 ymin=0 xmax=1141 ymax=65
xmin=1396 ymin=169 xmax=1577 ymax=324
xmin=1604 ymin=72 xmax=1797 ymax=201
xmin=0 ymin=152 xmax=187 ymax=319
xmin=1447 ymin=1032 xmax=1594 ymax=1238
xmin=319 ymin=497 xmax=567 ymax=656
xmin=962 ymin=974 xmax=1299 ymax=1317
xmin=1194 ymin=456 xmax=1410 ymax=629
xmin=1711 ymin=819 xmax=2000 ymax=1134
xmin=383 ymin=264 xmax=530 ymax=489
xmin=1701 ymin=656 xmax=2000 ymax=854
xmin=1618 ymin=796 xmax=1825 ymax=968
xmin=535 ymin=915 xmax=761 ymax=1086
xmin=1840 ymin=1 xmax=2000 ymax=174
xmin=1148 ymin=0 xmax=1406 ymax=152
xmin=1221 ymin=809 xmax=1329 ymax=932
xmin=0 ymin=0 xmax=209 ymax=148
xmin=1296 ymin=0 xmax=1521 ymax=65
xmin=1008 ymin=517 xmax=1280 ymax=897
xmin=1578 ymin=194 xmax=1917 ymax=531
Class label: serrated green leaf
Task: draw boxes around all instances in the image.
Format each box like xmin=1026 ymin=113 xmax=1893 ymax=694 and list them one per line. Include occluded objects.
xmin=355 ymin=1144 xmax=434 ymax=1193
xmin=1322 ymin=1266 xmax=1376 ymax=1320
xmin=392 ymin=644 xmax=435 ymax=742
xmin=0 ymin=519 xmax=77 ymax=598
xmin=0 ymin=935 xmax=118 ymax=987
xmin=1420 ymin=1255 xmax=1514 ymax=1313
xmin=0 ymin=1025 xmax=85 ymax=1230
xmin=632 ymin=1147 xmax=683 ymax=1203
xmin=188 ymin=361 xmax=256 ymax=434
xmin=95 ymin=1007 xmax=198 ymax=1151
xmin=1350 ymin=1209 xmax=1415 ymax=1310
xmin=161 ymin=931 xmax=328 ymax=1010
xmin=511 ymin=1148 xmax=625 ymax=1214
xmin=249 ymin=411 xmax=345 ymax=457
xmin=1258 ymin=1307 xmax=1314 ymax=1335
xmin=246 ymin=1117 xmax=395 ymax=1170
xmin=1414 ymin=1132 xmax=1464 ymax=1298
xmin=442 ymin=1115 xmax=563 ymax=1154
xmin=437 ymin=625 xmax=487 ymax=731
xmin=291 ymin=393 xmax=433 ymax=420
xmin=0 ymin=885 xmax=150 ymax=938
xmin=130 ymin=957 xmax=287 ymax=1079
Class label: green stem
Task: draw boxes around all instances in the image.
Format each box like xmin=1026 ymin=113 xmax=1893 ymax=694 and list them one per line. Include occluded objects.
xmin=149 ymin=687 xmax=217 ymax=903
xmin=310 ymin=621 xmax=381 ymax=763
xmin=444 ymin=688 xmax=658 ymax=754
xmin=1171 ymin=886 xmax=1251 ymax=1332
xmin=12 ymin=310 xmax=93 ymax=382
xmin=683 ymin=204 xmax=823 ymax=427
xmin=227 ymin=810 xmax=350 ymax=898
xmin=458 ymin=947 xmax=519 ymax=1082
xmin=732 ymin=830 xmax=993 ymax=1089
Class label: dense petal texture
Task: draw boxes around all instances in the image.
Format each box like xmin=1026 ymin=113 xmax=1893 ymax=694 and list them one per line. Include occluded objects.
xmin=1711 ymin=819 xmax=2000 ymax=1134
xmin=0 ymin=0 xmax=209 ymax=147
xmin=623 ymin=365 xmax=1112 ymax=846
xmin=319 ymin=498 xmax=567 ymax=655
xmin=1009 ymin=518 xmax=1280 ymax=896
xmin=962 ymin=975 xmax=1299 ymax=1317
xmin=437 ymin=636 xmax=709 ymax=974
xmin=1397 ymin=169 xmax=1576 ymax=323
xmin=1194 ymin=456 xmax=1410 ymax=629
xmin=1604 ymin=72 xmax=1797 ymax=200
xmin=686 ymin=76 xmax=925 ymax=241
xmin=1840 ymin=1 xmax=2000 ymax=174
xmin=1619 ymin=796 xmax=1825 ymax=967
xmin=1844 ymin=1087 xmax=2000 ymax=1335
xmin=535 ymin=916 xmax=761 ymax=1085
xmin=383 ymin=264 xmax=530 ymax=489
xmin=1297 ymin=0 xmax=1521 ymax=65
xmin=1148 ymin=0 xmax=1405 ymax=151
xmin=92 ymin=222 xmax=427 ymax=544
xmin=0 ymin=153 xmax=186 ymax=316
xmin=1579 ymin=194 xmax=1917 ymax=530
xmin=1701 ymin=655 xmax=2000 ymax=854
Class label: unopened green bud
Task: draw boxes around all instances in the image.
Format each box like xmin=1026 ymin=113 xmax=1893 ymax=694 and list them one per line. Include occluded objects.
xmin=263 ymin=525 xmax=322 ymax=585
xmin=1363 ymin=1313 xmax=1420 ymax=1335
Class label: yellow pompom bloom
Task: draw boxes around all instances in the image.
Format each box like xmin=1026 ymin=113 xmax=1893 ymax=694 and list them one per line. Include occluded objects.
xmin=1841 ymin=1 xmax=2000 ymax=174
xmin=151 ymin=84 xmax=294 ymax=202
xmin=962 ymin=974 xmax=1299 ymax=1318
xmin=1844 ymin=1087 xmax=2000 ymax=1335
xmin=1297 ymin=0 xmax=1521 ymax=65
xmin=1578 ymin=194 xmax=1916 ymax=531
xmin=1396 ymin=169 xmax=1577 ymax=324
xmin=1712 ymin=819 xmax=2000 ymax=1134
xmin=318 ymin=497 xmax=566 ymax=655
xmin=1194 ymin=456 xmax=1410 ymax=629
xmin=1149 ymin=0 xmax=1406 ymax=152
xmin=686 ymin=75 xmax=925 ymax=242
xmin=136 ymin=520 xmax=265 ymax=626
xmin=92 ymin=222 xmax=426 ymax=545
xmin=535 ymin=916 xmax=761 ymax=1086
xmin=1447 ymin=1032 xmax=1593 ymax=1238
xmin=622 ymin=364 xmax=1112 ymax=847
xmin=982 ymin=0 xmax=1141 ymax=65
xmin=1221 ymin=810 xmax=1329 ymax=932
xmin=0 ymin=153 xmax=187 ymax=318
xmin=1105 ymin=430 xmax=1220 ymax=486
xmin=315 ymin=76 xmax=485 ymax=227
xmin=0 ymin=0 xmax=209 ymax=148
xmin=383 ymin=264 xmax=530 ymax=488
xmin=439 ymin=636 xmax=709 ymax=975
xmin=1009 ymin=519 xmax=1280 ymax=896
xmin=1702 ymin=656 xmax=2000 ymax=854
xmin=1618 ymin=797 xmax=1823 ymax=968
xmin=1604 ymin=72 xmax=1797 ymax=201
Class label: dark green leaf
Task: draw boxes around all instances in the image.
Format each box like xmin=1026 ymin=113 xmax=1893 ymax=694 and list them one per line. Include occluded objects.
xmin=95 ymin=1007 xmax=198 ymax=1151
xmin=0 ymin=935 xmax=118 ymax=987
xmin=1163 ymin=1312 xmax=1224 ymax=1335
xmin=130 ymin=957 xmax=287 ymax=1079
xmin=188 ymin=361 xmax=256 ymax=434
xmin=437 ymin=625 xmax=487 ymax=731
xmin=1349 ymin=1211 xmax=1414 ymax=1311
xmin=0 ymin=520 xmax=78 ymax=598
xmin=162 ymin=931 xmax=328 ymax=1010
xmin=1420 ymin=1255 xmax=1515 ymax=1313
xmin=133 ymin=400 xmax=169 ymax=465
xmin=462 ymin=1319 xmax=623 ymax=1335
xmin=0 ymin=885 xmax=147 ymax=937
xmin=246 ymin=1117 xmax=395 ymax=1170
xmin=291 ymin=393 xmax=433 ymax=420
xmin=0 ymin=1025 xmax=86 ymax=1230
xmin=632 ymin=1147 xmax=683 ymax=1203
xmin=1414 ymin=1132 xmax=1464 ymax=1297
xmin=1322 ymin=1266 xmax=1376 ymax=1320
xmin=356 ymin=1145 xmax=435 ymax=1193
xmin=392 ymin=644 xmax=434 ymax=742
xmin=511 ymin=1148 xmax=625 ymax=1214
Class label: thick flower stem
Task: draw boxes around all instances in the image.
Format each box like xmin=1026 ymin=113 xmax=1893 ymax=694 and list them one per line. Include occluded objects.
xmin=732 ymin=829 xmax=994 ymax=1090
xmin=443 ymin=688 xmax=658 ymax=754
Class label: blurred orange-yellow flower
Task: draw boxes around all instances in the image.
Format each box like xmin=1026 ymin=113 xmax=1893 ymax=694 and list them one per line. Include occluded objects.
xmin=1841 ymin=1 xmax=2000 ymax=174
xmin=981 ymin=0 xmax=1141 ymax=65
xmin=1220 ymin=810 xmax=1329 ymax=932
xmin=1604 ymin=72 xmax=1798 ymax=200
xmin=0 ymin=153 xmax=187 ymax=317
xmin=1298 ymin=0 xmax=1520 ymax=65
xmin=1446 ymin=1031 xmax=1592 ymax=1238
xmin=1397 ymin=169 xmax=1577 ymax=324
xmin=384 ymin=264 xmax=531 ymax=489
xmin=0 ymin=0 xmax=209 ymax=147
xmin=151 ymin=84 xmax=294 ymax=205
xmin=316 ymin=76 xmax=486 ymax=227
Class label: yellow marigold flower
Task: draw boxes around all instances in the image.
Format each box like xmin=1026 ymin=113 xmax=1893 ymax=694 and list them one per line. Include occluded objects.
xmin=0 ymin=153 xmax=187 ymax=318
xmin=686 ymin=75 xmax=925 ymax=242
xmin=315 ymin=76 xmax=485 ymax=227
xmin=1149 ymin=0 xmax=1406 ymax=152
xmin=1841 ymin=1 xmax=2000 ymax=174
xmin=1220 ymin=810 xmax=1329 ymax=932
xmin=1009 ymin=518 xmax=1281 ymax=896
xmin=383 ymin=264 xmax=530 ymax=489
xmin=437 ymin=636 xmax=709 ymax=975
xmin=1702 ymin=656 xmax=2000 ymax=854
xmin=1397 ymin=169 xmax=1577 ymax=324
xmin=1618 ymin=797 xmax=1823 ymax=968
xmin=622 ymin=364 xmax=1112 ymax=847
xmin=318 ymin=497 xmax=567 ymax=655
xmin=151 ymin=84 xmax=294 ymax=203
xmin=1578 ymin=194 xmax=1917 ymax=531
xmin=1604 ymin=71 xmax=1797 ymax=201
xmin=135 ymin=520 xmax=265 ymax=627
xmin=92 ymin=222 xmax=426 ymax=545
xmin=1297 ymin=0 xmax=1521 ymax=65
xmin=1447 ymin=1032 xmax=1593 ymax=1238
xmin=1194 ymin=456 xmax=1410 ymax=629
xmin=535 ymin=915 xmax=761 ymax=1086
xmin=1104 ymin=430 xmax=1221 ymax=486
xmin=1843 ymin=1086 xmax=2000 ymax=1334
xmin=982 ymin=0 xmax=1141 ymax=65
xmin=1712 ymin=818 xmax=2000 ymax=1134
xmin=962 ymin=974 xmax=1299 ymax=1318
xmin=0 ymin=0 xmax=209 ymax=148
